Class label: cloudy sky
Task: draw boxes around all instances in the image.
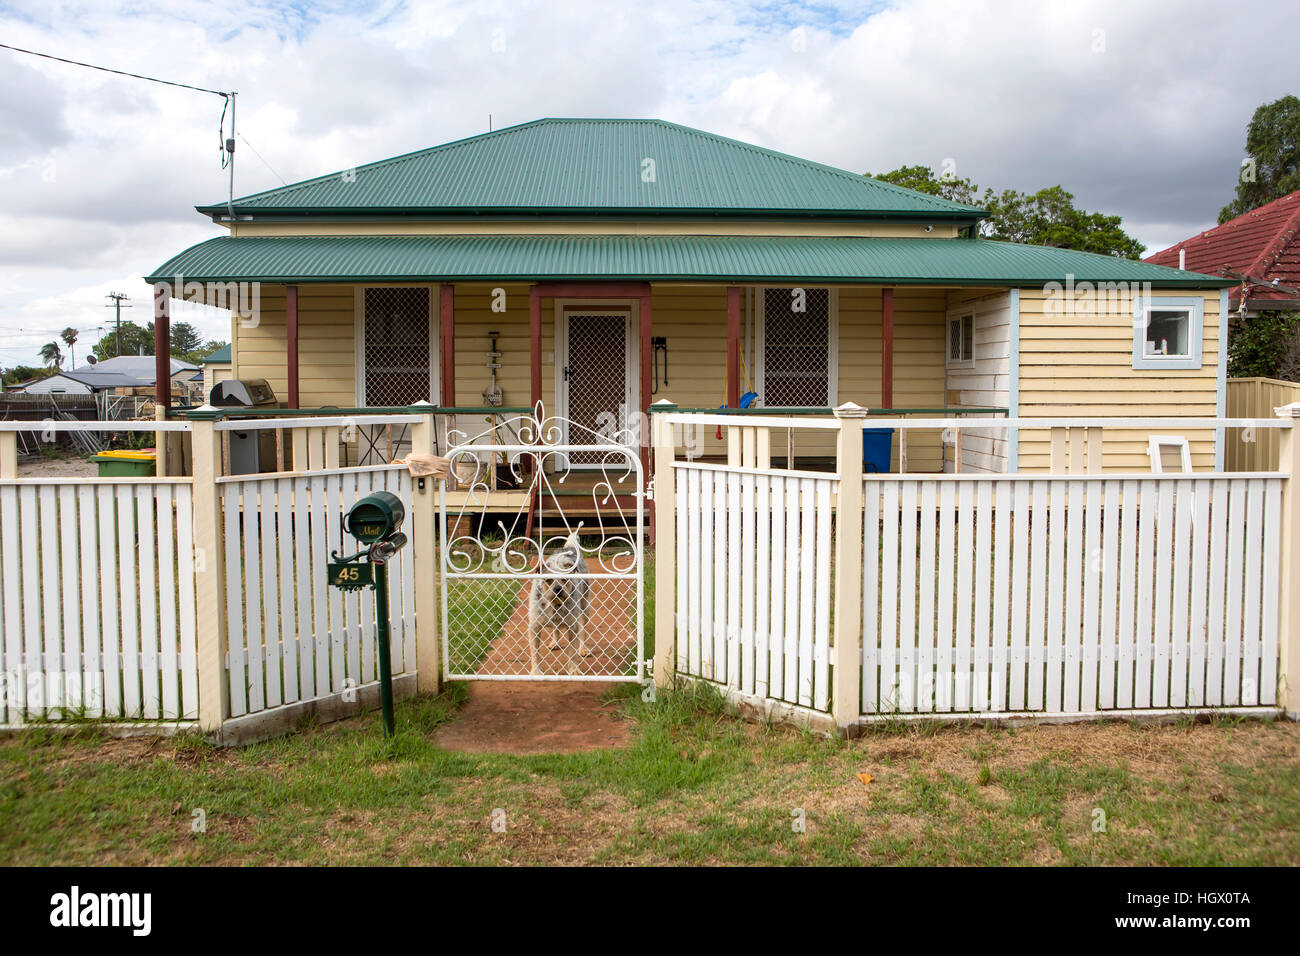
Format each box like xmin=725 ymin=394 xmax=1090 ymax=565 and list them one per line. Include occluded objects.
xmin=0 ymin=0 xmax=1295 ymax=369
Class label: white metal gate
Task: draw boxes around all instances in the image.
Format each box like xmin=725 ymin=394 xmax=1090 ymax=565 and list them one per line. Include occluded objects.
xmin=440 ymin=406 xmax=644 ymax=682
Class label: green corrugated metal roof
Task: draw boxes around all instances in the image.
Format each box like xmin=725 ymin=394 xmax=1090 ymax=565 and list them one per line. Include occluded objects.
xmin=202 ymin=344 xmax=231 ymax=364
xmin=198 ymin=119 xmax=985 ymax=221
xmin=146 ymin=234 xmax=1233 ymax=287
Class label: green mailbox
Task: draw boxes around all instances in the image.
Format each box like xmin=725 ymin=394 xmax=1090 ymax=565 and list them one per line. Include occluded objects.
xmin=330 ymin=489 xmax=410 ymax=738
xmin=344 ymin=491 xmax=405 ymax=545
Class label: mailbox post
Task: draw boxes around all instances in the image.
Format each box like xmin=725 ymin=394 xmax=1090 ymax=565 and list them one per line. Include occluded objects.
xmin=329 ymin=491 xmax=409 ymax=737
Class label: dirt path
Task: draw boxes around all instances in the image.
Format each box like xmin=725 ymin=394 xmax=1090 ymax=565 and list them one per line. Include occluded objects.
xmin=432 ymin=681 xmax=632 ymax=754
xmin=478 ymin=557 xmax=637 ymax=678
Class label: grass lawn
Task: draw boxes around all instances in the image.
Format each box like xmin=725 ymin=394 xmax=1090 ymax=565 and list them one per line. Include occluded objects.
xmin=1 ymin=686 xmax=1297 ymax=866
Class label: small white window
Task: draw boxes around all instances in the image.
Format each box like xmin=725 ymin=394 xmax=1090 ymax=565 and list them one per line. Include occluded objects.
xmin=947 ymin=313 xmax=974 ymax=367
xmin=1132 ymin=296 xmax=1203 ymax=370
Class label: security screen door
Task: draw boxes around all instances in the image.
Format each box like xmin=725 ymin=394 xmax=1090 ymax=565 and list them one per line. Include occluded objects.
xmin=560 ymin=311 xmax=634 ymax=466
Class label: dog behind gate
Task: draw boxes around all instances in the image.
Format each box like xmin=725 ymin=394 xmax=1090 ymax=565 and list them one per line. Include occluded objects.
xmin=527 ymin=532 xmax=592 ymax=674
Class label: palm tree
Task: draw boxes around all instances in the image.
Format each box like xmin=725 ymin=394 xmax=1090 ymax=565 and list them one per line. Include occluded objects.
xmin=39 ymin=342 xmax=63 ymax=369
xmin=60 ymin=327 xmax=78 ymax=369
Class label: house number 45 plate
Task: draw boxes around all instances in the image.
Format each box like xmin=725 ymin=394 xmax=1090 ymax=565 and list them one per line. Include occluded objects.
xmin=327 ymin=562 xmax=373 ymax=590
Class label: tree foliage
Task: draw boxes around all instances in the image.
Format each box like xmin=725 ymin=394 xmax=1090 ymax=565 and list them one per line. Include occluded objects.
xmin=1227 ymin=310 xmax=1300 ymax=380
xmin=90 ymin=320 xmax=210 ymax=363
xmin=1219 ymin=95 xmax=1300 ymax=224
xmin=871 ymin=166 xmax=1145 ymax=259
xmin=1 ymin=365 xmax=55 ymax=387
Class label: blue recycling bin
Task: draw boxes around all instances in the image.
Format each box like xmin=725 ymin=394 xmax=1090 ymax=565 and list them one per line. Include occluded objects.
xmin=862 ymin=427 xmax=894 ymax=473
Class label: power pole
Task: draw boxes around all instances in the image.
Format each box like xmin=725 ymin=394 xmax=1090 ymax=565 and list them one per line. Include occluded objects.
xmin=104 ymin=292 xmax=133 ymax=358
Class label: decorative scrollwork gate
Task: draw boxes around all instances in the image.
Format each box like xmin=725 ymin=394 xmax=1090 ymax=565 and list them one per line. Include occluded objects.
xmin=439 ymin=405 xmax=644 ymax=682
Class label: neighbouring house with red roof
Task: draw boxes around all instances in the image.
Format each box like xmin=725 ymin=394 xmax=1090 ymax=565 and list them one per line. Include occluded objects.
xmin=1145 ymin=190 xmax=1300 ymax=314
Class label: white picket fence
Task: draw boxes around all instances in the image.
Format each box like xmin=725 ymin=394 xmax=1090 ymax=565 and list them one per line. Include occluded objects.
xmin=653 ymin=407 xmax=1296 ymax=732
xmin=0 ymin=479 xmax=199 ymax=724
xmin=673 ymin=462 xmax=836 ymax=712
xmin=218 ymin=464 xmax=417 ymax=718
xmin=862 ymin=474 xmax=1282 ymax=716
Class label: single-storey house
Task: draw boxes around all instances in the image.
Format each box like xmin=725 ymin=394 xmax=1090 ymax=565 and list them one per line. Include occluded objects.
xmin=147 ymin=118 xmax=1234 ymax=473
xmin=22 ymin=369 xmax=140 ymax=395
xmin=1145 ymin=189 xmax=1300 ymax=315
xmin=55 ymin=355 xmax=202 ymax=401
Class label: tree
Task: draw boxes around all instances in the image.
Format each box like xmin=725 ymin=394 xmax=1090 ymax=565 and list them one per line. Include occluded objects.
xmin=1227 ymin=310 xmax=1300 ymax=380
xmin=39 ymin=342 xmax=63 ymax=369
xmin=169 ymin=321 xmax=203 ymax=358
xmin=91 ymin=321 xmax=153 ymax=360
xmin=60 ymin=327 xmax=78 ymax=369
xmin=1 ymin=365 xmax=55 ymax=387
xmin=1219 ymin=95 xmax=1300 ymax=224
xmin=91 ymin=320 xmax=215 ymax=362
xmin=869 ymin=166 xmax=1146 ymax=259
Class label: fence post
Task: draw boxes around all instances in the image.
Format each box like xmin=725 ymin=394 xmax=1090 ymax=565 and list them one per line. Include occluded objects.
xmin=409 ymin=403 xmax=442 ymax=694
xmin=1276 ymin=404 xmax=1300 ymax=719
xmin=0 ymin=432 xmax=15 ymax=479
xmin=188 ymin=411 xmax=229 ymax=732
xmin=833 ymin=402 xmax=867 ymax=735
xmin=154 ymin=404 xmax=169 ymax=477
xmin=652 ymin=400 xmax=677 ymax=689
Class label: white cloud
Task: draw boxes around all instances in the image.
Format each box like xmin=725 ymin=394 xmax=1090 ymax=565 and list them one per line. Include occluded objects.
xmin=0 ymin=0 xmax=1296 ymax=366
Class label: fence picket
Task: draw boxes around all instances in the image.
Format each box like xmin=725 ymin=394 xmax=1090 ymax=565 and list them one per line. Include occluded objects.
xmin=754 ymin=475 xmax=769 ymax=699
xmin=813 ymin=478 xmax=832 ymax=711
xmin=880 ymin=482 xmax=899 ymax=711
xmin=1152 ymin=481 xmax=1175 ymax=707
xmin=991 ymin=482 xmax=1012 ymax=712
xmin=916 ymin=482 xmax=936 ymax=713
xmin=698 ymin=470 xmax=712 ymax=680
xmin=1205 ymin=480 xmax=1229 ymax=707
xmin=1241 ymin=480 xmax=1264 ymax=706
xmin=1223 ymin=480 xmax=1247 ymax=705
xmin=1 ymin=488 xmax=24 ymax=721
xmin=899 ymin=481 xmax=919 ymax=712
xmin=955 ymin=481 xmax=975 ymax=712
xmin=56 ymin=486 xmax=82 ymax=716
xmin=1027 ymin=481 xmax=1048 ymax=711
xmin=1080 ymin=481 xmax=1102 ymax=711
xmin=728 ymin=472 xmax=741 ymax=691
xmin=1098 ymin=481 xmax=1121 ymax=710
xmin=741 ymin=472 xmax=755 ymax=697
xmin=861 ymin=481 xmax=880 ymax=713
xmin=1260 ymin=481 xmax=1281 ymax=706
xmin=1169 ymin=482 xmax=1193 ymax=708
xmin=156 ymin=484 xmax=179 ymax=718
xmin=1062 ymin=480 xmax=1084 ymax=713
xmin=1134 ymin=482 xmax=1157 ymax=709
xmin=768 ymin=475 xmax=785 ymax=700
xmin=116 ymin=485 xmax=140 ymax=719
xmin=676 ymin=467 xmax=690 ymax=677
xmin=1010 ymin=480 xmax=1030 ymax=710
xmin=973 ymin=481 xmax=993 ymax=712
xmin=1046 ymin=481 xmax=1066 ymax=712
xmin=936 ymin=482 xmax=955 ymax=712
xmin=784 ymin=478 xmax=800 ymax=703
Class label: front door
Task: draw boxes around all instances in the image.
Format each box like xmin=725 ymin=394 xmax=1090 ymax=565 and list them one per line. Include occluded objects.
xmin=559 ymin=310 xmax=634 ymax=465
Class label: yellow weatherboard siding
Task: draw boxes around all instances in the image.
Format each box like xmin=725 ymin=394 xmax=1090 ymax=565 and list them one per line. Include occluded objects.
xmin=1015 ymin=288 xmax=1222 ymax=472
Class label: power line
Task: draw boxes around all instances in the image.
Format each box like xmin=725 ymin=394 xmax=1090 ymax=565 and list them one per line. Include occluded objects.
xmin=0 ymin=42 xmax=228 ymax=97
xmin=238 ymin=132 xmax=286 ymax=184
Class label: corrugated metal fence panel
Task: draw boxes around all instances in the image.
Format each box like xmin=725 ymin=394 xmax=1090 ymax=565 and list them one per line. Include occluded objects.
xmin=0 ymin=480 xmax=198 ymax=725
xmin=1226 ymin=378 xmax=1300 ymax=472
xmin=220 ymin=466 xmax=415 ymax=719
xmin=861 ymin=476 xmax=1282 ymax=716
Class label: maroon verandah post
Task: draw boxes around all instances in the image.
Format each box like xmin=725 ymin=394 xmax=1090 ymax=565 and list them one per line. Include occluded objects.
xmin=286 ymin=284 xmax=299 ymax=408
xmin=153 ymin=282 xmax=171 ymax=408
xmin=726 ymin=286 xmax=741 ymax=410
xmin=440 ymin=284 xmax=455 ymax=405
xmin=881 ymin=286 xmax=895 ymax=409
